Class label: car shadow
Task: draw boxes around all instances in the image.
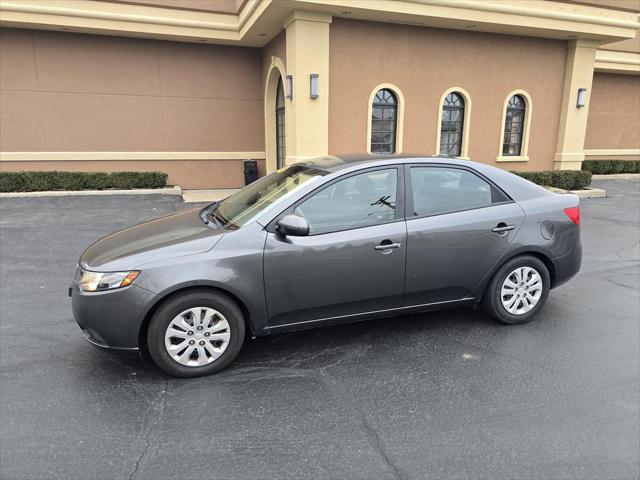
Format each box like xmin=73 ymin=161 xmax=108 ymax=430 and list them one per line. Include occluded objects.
xmin=231 ymin=306 xmax=497 ymax=371
xmin=81 ymin=306 xmax=498 ymax=381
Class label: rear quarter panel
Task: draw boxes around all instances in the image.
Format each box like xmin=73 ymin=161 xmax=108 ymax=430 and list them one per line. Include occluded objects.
xmin=471 ymin=192 xmax=581 ymax=295
xmin=513 ymin=193 xmax=581 ymax=260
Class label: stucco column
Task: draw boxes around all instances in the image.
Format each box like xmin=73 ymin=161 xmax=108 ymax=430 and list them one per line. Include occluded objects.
xmin=284 ymin=11 xmax=331 ymax=164
xmin=554 ymin=39 xmax=599 ymax=170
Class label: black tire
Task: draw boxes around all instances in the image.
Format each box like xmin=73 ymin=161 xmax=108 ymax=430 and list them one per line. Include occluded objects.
xmin=481 ymin=255 xmax=550 ymax=325
xmin=147 ymin=289 xmax=245 ymax=377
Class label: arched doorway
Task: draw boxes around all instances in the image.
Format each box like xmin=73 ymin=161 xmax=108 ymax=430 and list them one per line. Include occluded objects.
xmin=275 ymin=77 xmax=286 ymax=169
xmin=264 ymin=57 xmax=287 ymax=173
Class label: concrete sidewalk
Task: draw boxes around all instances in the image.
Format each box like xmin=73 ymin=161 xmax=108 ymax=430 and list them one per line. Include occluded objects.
xmin=181 ymin=188 xmax=240 ymax=203
xmin=0 ymin=186 xmax=182 ymax=198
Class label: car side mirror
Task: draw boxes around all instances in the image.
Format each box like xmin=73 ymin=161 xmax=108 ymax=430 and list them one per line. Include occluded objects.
xmin=276 ymin=214 xmax=309 ymax=237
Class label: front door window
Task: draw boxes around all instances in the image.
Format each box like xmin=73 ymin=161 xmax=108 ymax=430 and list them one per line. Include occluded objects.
xmin=294 ymin=169 xmax=398 ymax=235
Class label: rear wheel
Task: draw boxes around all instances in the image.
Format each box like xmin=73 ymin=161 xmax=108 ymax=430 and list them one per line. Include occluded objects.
xmin=482 ymin=255 xmax=550 ymax=324
xmin=147 ymin=290 xmax=245 ymax=377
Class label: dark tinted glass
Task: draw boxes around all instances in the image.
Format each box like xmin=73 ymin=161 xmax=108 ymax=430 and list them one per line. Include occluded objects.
xmin=439 ymin=92 xmax=465 ymax=157
xmin=276 ymin=77 xmax=286 ymax=168
xmin=371 ymin=89 xmax=397 ymax=154
xmin=502 ymin=95 xmax=525 ymax=156
xmin=295 ymin=169 xmax=398 ymax=234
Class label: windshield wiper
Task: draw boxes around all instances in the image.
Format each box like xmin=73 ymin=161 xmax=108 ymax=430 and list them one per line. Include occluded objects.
xmin=200 ymin=202 xmax=220 ymax=226
xmin=209 ymin=207 xmax=228 ymax=226
xmin=209 ymin=212 xmax=226 ymax=227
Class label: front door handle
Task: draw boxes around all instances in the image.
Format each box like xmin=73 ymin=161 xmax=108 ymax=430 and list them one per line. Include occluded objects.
xmin=374 ymin=241 xmax=402 ymax=251
xmin=492 ymin=223 xmax=515 ymax=233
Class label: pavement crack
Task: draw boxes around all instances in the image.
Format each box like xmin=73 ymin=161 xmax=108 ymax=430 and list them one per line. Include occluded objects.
xmin=358 ymin=411 xmax=408 ymax=480
xmin=612 ymin=239 xmax=640 ymax=261
xmin=604 ymin=275 xmax=639 ymax=292
xmin=319 ymin=373 xmax=407 ymax=480
xmin=128 ymin=381 xmax=170 ymax=480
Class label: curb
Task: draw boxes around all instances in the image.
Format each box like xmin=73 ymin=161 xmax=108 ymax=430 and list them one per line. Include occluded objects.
xmin=546 ymin=186 xmax=606 ymax=198
xmin=571 ymin=187 xmax=606 ymax=198
xmin=591 ymin=173 xmax=640 ymax=180
xmin=0 ymin=186 xmax=182 ymax=198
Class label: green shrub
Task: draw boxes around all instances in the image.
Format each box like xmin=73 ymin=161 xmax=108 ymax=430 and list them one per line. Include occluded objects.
xmin=623 ymin=160 xmax=639 ymax=173
xmin=0 ymin=172 xmax=25 ymax=192
xmin=512 ymin=170 xmax=592 ymax=191
xmin=613 ymin=161 xmax=625 ymax=174
xmin=581 ymin=160 xmax=603 ymax=174
xmin=0 ymin=171 xmax=168 ymax=192
xmin=582 ymin=159 xmax=639 ymax=174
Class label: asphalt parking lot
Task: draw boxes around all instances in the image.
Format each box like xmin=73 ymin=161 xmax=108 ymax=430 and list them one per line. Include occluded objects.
xmin=1 ymin=179 xmax=638 ymax=480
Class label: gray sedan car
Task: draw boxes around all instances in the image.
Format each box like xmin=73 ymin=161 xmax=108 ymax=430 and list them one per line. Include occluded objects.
xmin=71 ymin=155 xmax=581 ymax=377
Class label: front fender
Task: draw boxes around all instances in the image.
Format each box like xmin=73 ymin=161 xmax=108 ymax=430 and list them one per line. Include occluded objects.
xmin=134 ymin=223 xmax=269 ymax=336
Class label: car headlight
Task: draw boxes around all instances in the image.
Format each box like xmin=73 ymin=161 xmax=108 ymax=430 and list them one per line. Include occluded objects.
xmin=79 ymin=269 xmax=140 ymax=292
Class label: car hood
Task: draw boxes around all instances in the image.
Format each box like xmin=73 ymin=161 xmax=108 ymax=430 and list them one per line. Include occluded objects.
xmin=80 ymin=207 xmax=224 ymax=271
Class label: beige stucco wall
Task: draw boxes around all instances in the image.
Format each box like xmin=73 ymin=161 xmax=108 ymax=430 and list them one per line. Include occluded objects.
xmin=328 ymin=19 xmax=567 ymax=171
xmin=0 ymin=27 xmax=264 ymax=188
xmin=261 ymin=31 xmax=286 ymax=88
xmin=585 ymin=72 xmax=640 ymax=152
xmin=600 ymin=35 xmax=640 ymax=53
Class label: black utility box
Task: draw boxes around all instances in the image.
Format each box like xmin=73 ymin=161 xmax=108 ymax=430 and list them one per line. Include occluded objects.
xmin=243 ymin=160 xmax=258 ymax=185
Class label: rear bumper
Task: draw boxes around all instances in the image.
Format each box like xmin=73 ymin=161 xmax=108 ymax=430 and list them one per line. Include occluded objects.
xmin=71 ymin=282 xmax=156 ymax=350
xmin=551 ymin=241 xmax=582 ymax=289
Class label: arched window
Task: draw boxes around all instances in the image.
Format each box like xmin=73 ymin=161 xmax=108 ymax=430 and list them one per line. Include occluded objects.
xmin=371 ymin=89 xmax=397 ymax=154
xmin=440 ymin=92 xmax=465 ymax=157
xmin=502 ymin=94 xmax=526 ymax=156
xmin=275 ymin=77 xmax=286 ymax=169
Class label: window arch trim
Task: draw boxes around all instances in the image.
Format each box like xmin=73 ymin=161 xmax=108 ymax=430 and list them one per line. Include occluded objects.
xmin=435 ymin=87 xmax=472 ymax=159
xmin=367 ymin=83 xmax=405 ymax=155
xmin=496 ymin=89 xmax=533 ymax=163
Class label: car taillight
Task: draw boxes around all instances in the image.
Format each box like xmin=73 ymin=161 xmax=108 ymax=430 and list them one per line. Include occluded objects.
xmin=564 ymin=206 xmax=580 ymax=225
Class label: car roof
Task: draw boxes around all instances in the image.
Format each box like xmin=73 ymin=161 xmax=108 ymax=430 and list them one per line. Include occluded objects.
xmin=298 ymin=153 xmax=552 ymax=202
xmin=301 ymin=154 xmax=466 ymax=172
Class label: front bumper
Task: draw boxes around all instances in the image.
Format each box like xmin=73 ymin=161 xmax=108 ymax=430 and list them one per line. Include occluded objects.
xmin=71 ymin=281 xmax=157 ymax=351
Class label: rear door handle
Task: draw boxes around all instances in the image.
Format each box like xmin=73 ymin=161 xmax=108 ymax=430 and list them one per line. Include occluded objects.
xmin=374 ymin=241 xmax=402 ymax=251
xmin=492 ymin=223 xmax=515 ymax=233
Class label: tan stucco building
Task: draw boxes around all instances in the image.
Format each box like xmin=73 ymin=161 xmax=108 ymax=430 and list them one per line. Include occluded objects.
xmin=0 ymin=0 xmax=638 ymax=189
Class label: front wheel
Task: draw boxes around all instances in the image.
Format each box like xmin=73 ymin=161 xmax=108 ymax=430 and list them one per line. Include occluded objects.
xmin=482 ymin=255 xmax=550 ymax=325
xmin=147 ymin=290 xmax=245 ymax=377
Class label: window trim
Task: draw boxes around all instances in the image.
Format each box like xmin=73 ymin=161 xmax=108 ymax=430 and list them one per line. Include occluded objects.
xmin=367 ymin=83 xmax=405 ymax=155
xmin=435 ymin=87 xmax=472 ymax=160
xmin=403 ymin=163 xmax=514 ymax=221
xmin=267 ymin=165 xmax=406 ymax=236
xmin=496 ymin=90 xmax=532 ymax=163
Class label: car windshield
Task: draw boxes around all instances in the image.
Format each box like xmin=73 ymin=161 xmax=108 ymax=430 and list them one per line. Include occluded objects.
xmin=211 ymin=164 xmax=327 ymax=229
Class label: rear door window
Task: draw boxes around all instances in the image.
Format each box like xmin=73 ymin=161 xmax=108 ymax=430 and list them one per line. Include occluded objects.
xmin=409 ymin=166 xmax=508 ymax=217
